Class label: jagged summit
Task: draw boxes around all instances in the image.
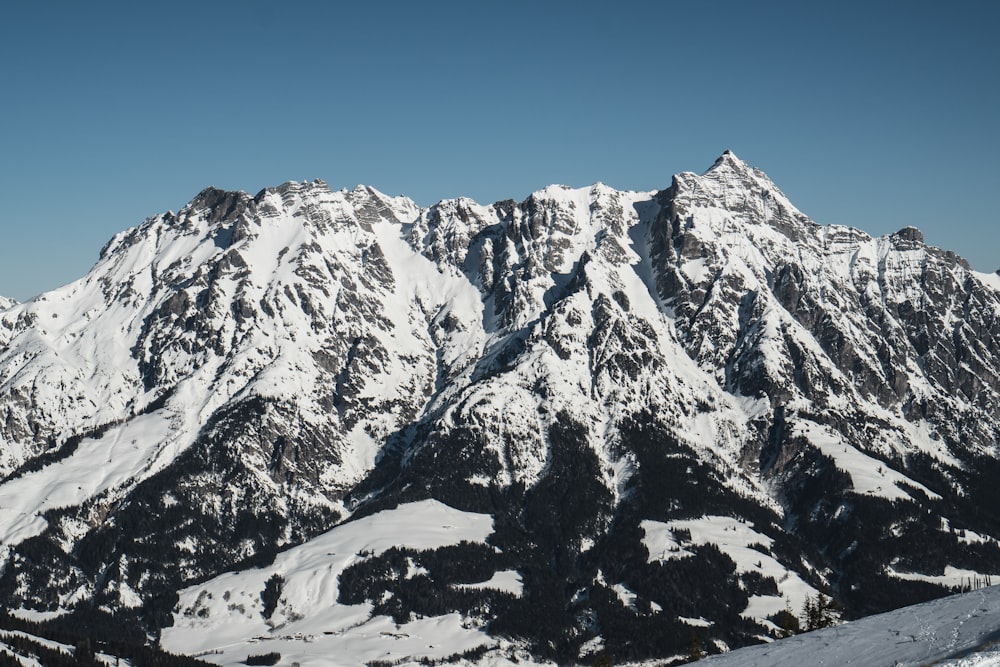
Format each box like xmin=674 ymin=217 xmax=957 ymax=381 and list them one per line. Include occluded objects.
xmin=1 ymin=155 xmax=999 ymax=666
xmin=700 ymin=149 xmax=784 ymax=190
xmin=707 ymin=148 xmax=747 ymax=170
xmin=892 ymin=225 xmax=925 ymax=243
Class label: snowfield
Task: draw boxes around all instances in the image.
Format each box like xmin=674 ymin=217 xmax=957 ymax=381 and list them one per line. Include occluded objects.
xmin=162 ymin=500 xmax=511 ymax=666
xmin=0 ymin=409 xmax=178 ymax=545
xmin=642 ymin=516 xmax=818 ymax=628
xmin=703 ymin=585 xmax=1000 ymax=667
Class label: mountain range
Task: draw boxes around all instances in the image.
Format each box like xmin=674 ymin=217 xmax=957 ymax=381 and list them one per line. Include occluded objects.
xmin=1 ymin=152 xmax=999 ymax=665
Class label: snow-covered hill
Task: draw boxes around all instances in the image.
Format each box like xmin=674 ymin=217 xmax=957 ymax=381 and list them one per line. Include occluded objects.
xmin=703 ymin=584 xmax=1000 ymax=667
xmin=2 ymin=153 xmax=1000 ymax=665
xmin=161 ymin=500 xmax=510 ymax=665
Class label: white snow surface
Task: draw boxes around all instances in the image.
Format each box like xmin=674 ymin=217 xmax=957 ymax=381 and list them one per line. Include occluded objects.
xmin=0 ymin=630 xmax=133 ymax=667
xmin=455 ymin=570 xmax=524 ymax=597
xmin=702 ymin=585 xmax=1000 ymax=667
xmin=0 ymin=410 xmax=176 ymax=544
xmin=162 ymin=500 xmax=516 ymax=666
xmin=791 ymin=419 xmax=940 ymax=501
xmin=888 ymin=566 xmax=999 ymax=590
xmin=641 ymin=517 xmax=818 ymax=625
xmin=974 ymin=270 xmax=1000 ymax=293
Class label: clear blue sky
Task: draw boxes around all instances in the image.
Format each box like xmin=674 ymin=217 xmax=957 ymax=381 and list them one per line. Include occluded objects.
xmin=1 ymin=1 xmax=997 ymax=301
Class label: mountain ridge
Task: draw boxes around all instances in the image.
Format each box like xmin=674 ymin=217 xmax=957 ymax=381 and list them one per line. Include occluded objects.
xmin=1 ymin=153 xmax=999 ymax=665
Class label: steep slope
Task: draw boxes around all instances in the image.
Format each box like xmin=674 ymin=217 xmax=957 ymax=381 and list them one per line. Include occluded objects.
xmin=0 ymin=181 xmax=462 ymax=627
xmin=646 ymin=153 xmax=1000 ymax=617
xmin=1 ymin=154 xmax=1000 ymax=665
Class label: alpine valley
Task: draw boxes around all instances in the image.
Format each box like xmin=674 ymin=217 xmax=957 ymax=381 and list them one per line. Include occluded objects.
xmin=2 ymin=153 xmax=1000 ymax=666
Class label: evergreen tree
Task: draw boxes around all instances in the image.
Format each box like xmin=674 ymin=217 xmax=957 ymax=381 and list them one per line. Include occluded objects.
xmin=684 ymin=633 xmax=705 ymax=662
xmin=802 ymin=593 xmax=840 ymax=631
xmin=773 ymin=604 xmax=801 ymax=638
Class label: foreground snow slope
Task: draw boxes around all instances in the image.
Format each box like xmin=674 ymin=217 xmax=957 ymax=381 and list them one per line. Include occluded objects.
xmin=704 ymin=585 xmax=1000 ymax=667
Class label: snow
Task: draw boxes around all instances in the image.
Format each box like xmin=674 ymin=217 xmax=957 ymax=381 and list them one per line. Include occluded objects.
xmin=455 ymin=570 xmax=524 ymax=597
xmin=958 ymin=529 xmax=1000 ymax=547
xmin=973 ymin=270 xmax=1000 ymax=293
xmin=162 ymin=500 xmax=502 ymax=666
xmin=792 ymin=419 xmax=940 ymax=501
xmin=940 ymin=647 xmax=1000 ymax=667
xmin=0 ymin=410 xmax=177 ymax=545
xmin=888 ymin=565 xmax=998 ymax=589
xmin=7 ymin=608 xmax=68 ymax=623
xmin=0 ymin=644 xmax=44 ymax=667
xmin=1 ymin=632 xmax=70 ymax=656
xmin=896 ymin=418 xmax=963 ymax=468
xmin=0 ymin=181 xmax=454 ymax=503
xmin=641 ymin=517 xmax=818 ymax=624
xmin=0 ymin=628 xmax=138 ymax=667
xmin=640 ymin=520 xmax=691 ymax=561
xmin=612 ymin=583 xmax=639 ymax=611
xmin=702 ymin=585 xmax=1000 ymax=667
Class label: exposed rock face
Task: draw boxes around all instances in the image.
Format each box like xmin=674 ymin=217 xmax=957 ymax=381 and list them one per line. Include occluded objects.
xmin=2 ymin=155 xmax=1000 ymax=664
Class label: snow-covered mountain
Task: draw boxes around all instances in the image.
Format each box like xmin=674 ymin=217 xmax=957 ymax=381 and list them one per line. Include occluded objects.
xmin=2 ymin=152 xmax=1000 ymax=665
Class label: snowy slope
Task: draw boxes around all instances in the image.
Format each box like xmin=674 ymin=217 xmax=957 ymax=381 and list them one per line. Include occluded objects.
xmin=162 ymin=500 xmax=509 ymax=666
xmin=703 ymin=585 xmax=1000 ymax=667
xmin=2 ymin=153 xmax=1000 ymax=665
xmin=0 ymin=182 xmax=431 ymax=488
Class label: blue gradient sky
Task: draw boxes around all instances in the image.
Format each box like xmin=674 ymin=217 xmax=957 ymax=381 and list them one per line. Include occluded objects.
xmin=1 ymin=1 xmax=997 ymax=301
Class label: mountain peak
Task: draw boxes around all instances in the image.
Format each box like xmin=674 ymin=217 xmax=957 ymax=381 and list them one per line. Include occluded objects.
xmin=891 ymin=226 xmax=925 ymax=244
xmin=188 ymin=185 xmax=246 ymax=207
xmin=705 ymin=149 xmax=751 ymax=174
xmin=184 ymin=185 xmax=251 ymax=225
